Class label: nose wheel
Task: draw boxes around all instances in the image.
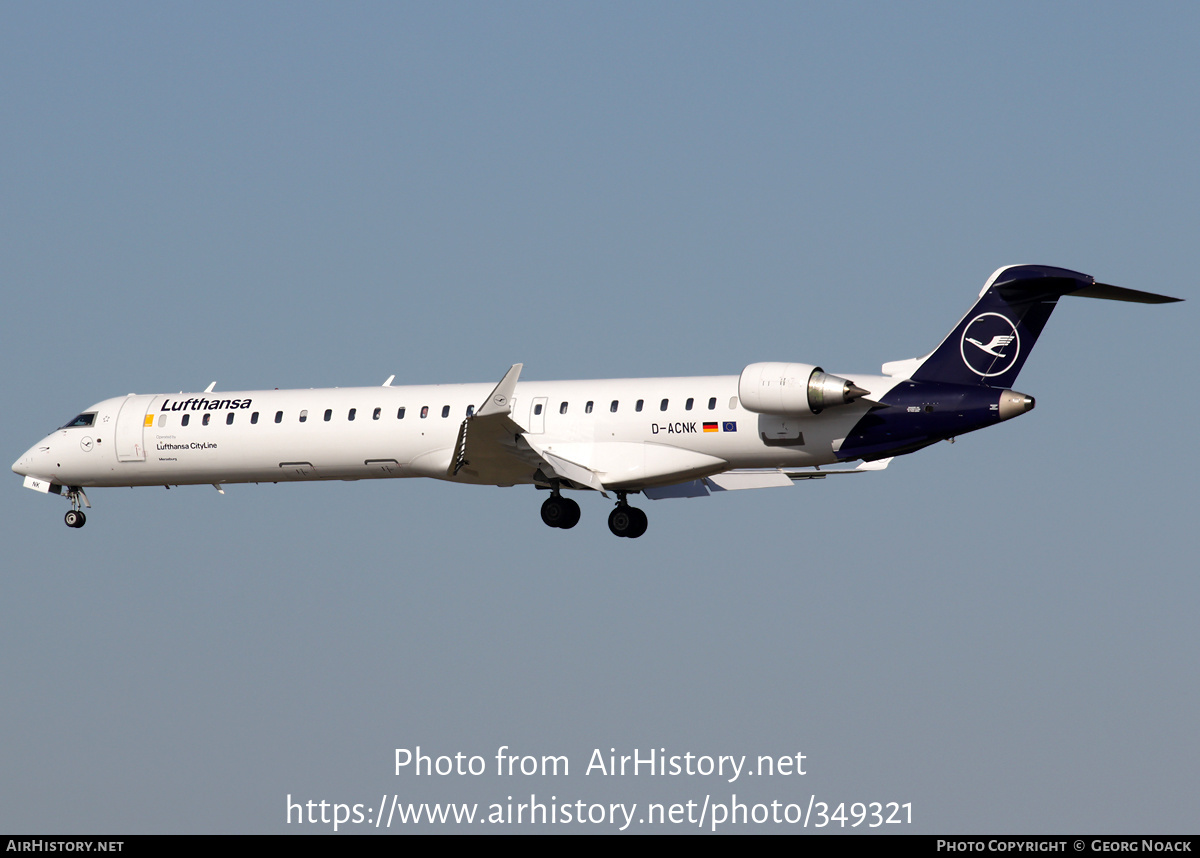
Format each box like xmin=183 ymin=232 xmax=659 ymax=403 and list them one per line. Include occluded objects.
xmin=608 ymin=501 xmax=648 ymax=538
xmin=63 ymin=487 xmax=89 ymax=528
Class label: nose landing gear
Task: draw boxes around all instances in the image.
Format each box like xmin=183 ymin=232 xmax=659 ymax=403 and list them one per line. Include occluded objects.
xmin=64 ymin=487 xmax=89 ymax=528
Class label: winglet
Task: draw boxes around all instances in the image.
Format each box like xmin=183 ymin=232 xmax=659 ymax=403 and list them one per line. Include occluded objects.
xmin=382 ymin=374 xmax=395 ymax=387
xmin=204 ymin=381 xmax=217 ymax=393
xmin=477 ymin=364 xmax=523 ymax=418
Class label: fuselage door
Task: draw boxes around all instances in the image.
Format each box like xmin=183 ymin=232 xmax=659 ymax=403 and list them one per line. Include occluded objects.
xmin=115 ymin=395 xmax=157 ymax=462
xmin=528 ymin=397 xmax=548 ymax=434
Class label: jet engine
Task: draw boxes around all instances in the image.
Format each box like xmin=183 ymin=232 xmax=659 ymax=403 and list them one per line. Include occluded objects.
xmin=738 ymin=362 xmax=871 ymax=415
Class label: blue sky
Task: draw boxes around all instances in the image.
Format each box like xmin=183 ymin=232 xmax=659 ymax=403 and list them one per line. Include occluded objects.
xmin=2 ymin=2 xmax=1196 ymax=833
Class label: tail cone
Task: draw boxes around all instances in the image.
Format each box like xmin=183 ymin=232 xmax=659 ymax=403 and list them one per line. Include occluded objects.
xmin=998 ymin=390 xmax=1035 ymax=421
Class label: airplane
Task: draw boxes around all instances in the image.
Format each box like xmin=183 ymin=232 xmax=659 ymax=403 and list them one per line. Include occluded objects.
xmin=12 ymin=264 xmax=1181 ymax=537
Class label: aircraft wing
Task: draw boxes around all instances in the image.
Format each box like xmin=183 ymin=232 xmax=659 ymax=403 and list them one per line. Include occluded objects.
xmin=521 ymin=438 xmax=609 ymax=493
xmin=450 ymin=364 xmax=734 ymax=495
xmin=643 ymin=458 xmax=893 ymax=499
xmin=448 ymin=364 xmax=609 ymax=492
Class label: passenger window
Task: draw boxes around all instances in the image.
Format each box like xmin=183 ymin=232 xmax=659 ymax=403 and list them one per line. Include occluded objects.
xmin=610 ymin=400 xmax=618 ymax=413
xmin=729 ymin=396 xmax=738 ymax=409
xmin=636 ymin=399 xmax=644 ymax=412
xmin=251 ymin=412 xmax=259 ymax=424
xmin=585 ymin=401 xmax=594 ymax=414
xmin=373 ymin=407 xmax=381 ymax=420
xmin=466 ymin=405 xmax=474 ymax=417
xmin=534 ymin=403 xmax=543 ymax=415
xmin=202 ymin=413 xmax=211 ymax=426
xmin=420 ymin=406 xmax=429 ymax=419
xmin=158 ymin=414 xmax=166 ymax=428
xmin=685 ymin=398 xmax=694 ymax=411
xmin=660 ymin=399 xmax=669 ymax=411
xmin=560 ymin=402 xmax=568 ymax=415
xmin=324 ymin=409 xmax=332 ymax=422
xmin=348 ymin=408 xmax=356 ymax=421
xmin=227 ymin=412 xmax=235 ymax=425
xmin=397 ymin=407 xmax=406 ymax=419
xmin=299 ymin=410 xmax=308 ymax=423
xmin=708 ymin=397 xmax=717 ymax=410
xmin=182 ymin=414 xmax=190 ymax=427
xmin=441 ymin=405 xmax=450 ymax=418
xmin=275 ymin=411 xmax=283 ymax=423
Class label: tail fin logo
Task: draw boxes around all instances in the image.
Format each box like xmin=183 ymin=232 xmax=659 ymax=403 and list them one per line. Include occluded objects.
xmin=960 ymin=313 xmax=1020 ymax=377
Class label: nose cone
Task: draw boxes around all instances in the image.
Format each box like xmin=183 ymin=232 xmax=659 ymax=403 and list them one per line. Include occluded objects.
xmin=13 ymin=449 xmax=34 ymax=476
xmin=13 ymin=439 xmax=51 ymax=478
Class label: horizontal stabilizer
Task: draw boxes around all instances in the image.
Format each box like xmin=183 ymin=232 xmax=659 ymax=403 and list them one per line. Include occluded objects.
xmin=1069 ymin=282 xmax=1183 ymax=304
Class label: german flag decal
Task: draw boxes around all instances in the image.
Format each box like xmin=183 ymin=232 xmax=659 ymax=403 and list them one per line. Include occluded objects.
xmin=703 ymin=422 xmax=719 ymax=432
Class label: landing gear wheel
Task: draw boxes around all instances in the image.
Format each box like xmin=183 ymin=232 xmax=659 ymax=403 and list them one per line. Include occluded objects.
xmin=540 ymin=496 xmax=565 ymax=527
xmin=608 ymin=504 xmax=648 ymax=538
xmin=559 ymin=497 xmax=581 ymax=529
xmin=64 ymin=510 xmax=86 ymax=528
xmin=627 ymin=506 xmax=648 ymax=538
xmin=542 ymin=495 xmax=582 ymax=529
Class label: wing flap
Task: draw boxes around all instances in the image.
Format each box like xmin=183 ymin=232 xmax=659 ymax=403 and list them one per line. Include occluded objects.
xmin=521 ymin=438 xmax=608 ymax=493
xmin=644 ymin=458 xmax=893 ymax=499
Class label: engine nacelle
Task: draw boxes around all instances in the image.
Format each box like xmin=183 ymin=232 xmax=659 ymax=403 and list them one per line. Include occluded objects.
xmin=738 ymin=362 xmax=871 ymax=415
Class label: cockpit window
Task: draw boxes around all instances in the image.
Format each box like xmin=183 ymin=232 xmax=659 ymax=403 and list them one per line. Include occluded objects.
xmin=60 ymin=413 xmax=96 ymax=429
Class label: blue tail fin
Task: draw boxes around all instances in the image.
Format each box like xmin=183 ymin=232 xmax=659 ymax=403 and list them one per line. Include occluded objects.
xmin=909 ymin=265 xmax=1094 ymax=388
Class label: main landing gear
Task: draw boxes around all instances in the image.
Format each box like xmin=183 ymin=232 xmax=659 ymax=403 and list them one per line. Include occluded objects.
xmin=540 ymin=492 xmax=581 ymax=529
xmin=64 ymin=488 xmax=88 ymax=528
xmin=538 ymin=489 xmax=648 ymax=537
xmin=608 ymin=495 xmax=648 ymax=539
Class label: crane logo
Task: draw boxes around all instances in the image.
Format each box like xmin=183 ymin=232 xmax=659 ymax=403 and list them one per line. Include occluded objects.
xmin=960 ymin=313 xmax=1020 ymax=377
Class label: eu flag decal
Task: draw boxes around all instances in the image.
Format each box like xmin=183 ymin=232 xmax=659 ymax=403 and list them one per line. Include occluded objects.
xmin=722 ymin=421 xmax=737 ymax=432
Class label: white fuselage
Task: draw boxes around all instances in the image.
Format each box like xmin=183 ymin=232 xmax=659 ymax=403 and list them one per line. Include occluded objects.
xmin=15 ymin=265 xmax=1177 ymax=536
xmin=13 ymin=372 xmax=900 ymax=492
